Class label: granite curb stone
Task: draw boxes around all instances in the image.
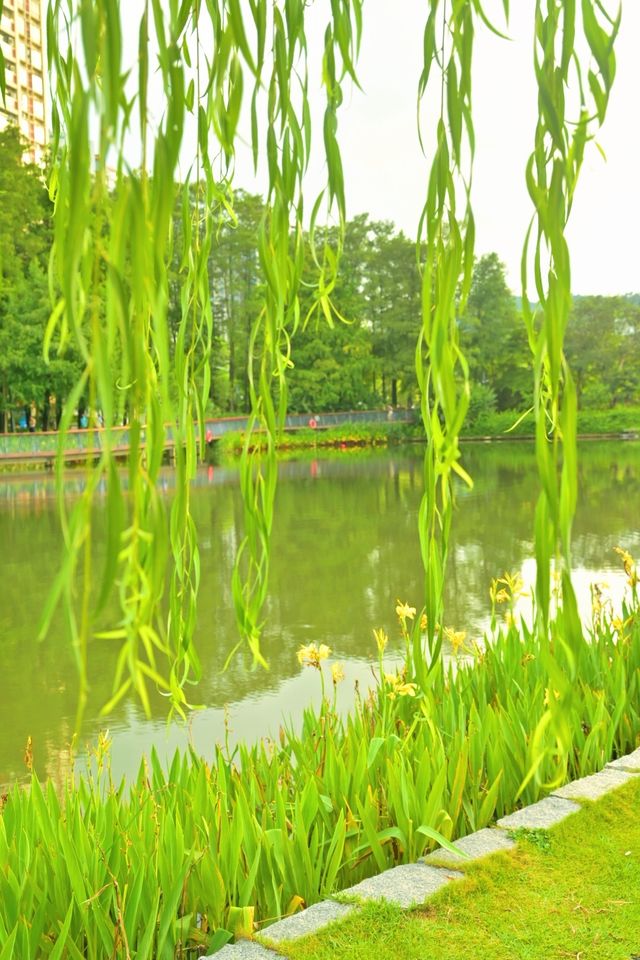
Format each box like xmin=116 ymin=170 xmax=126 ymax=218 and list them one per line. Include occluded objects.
xmin=606 ymin=747 xmax=640 ymax=772
xmin=213 ymin=941 xmax=282 ymax=959
xmin=421 ymin=827 xmax=515 ymax=866
xmin=340 ymin=863 xmax=463 ymax=908
xmin=259 ymin=900 xmax=356 ymax=943
xmin=496 ymin=795 xmax=581 ymax=830
xmin=551 ymin=767 xmax=636 ymax=801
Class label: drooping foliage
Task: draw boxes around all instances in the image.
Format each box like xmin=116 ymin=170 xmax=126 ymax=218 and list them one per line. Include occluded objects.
xmin=414 ymin=0 xmax=478 ymax=668
xmin=39 ymin=0 xmax=362 ymax=718
xmin=4 ymin=0 xmax=622 ymax=737
xmin=521 ymin=0 xmax=621 ymax=784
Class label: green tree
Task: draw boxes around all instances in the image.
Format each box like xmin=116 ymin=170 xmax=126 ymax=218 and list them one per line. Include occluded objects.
xmin=0 ymin=127 xmax=82 ymax=430
xmin=462 ymin=253 xmax=530 ymax=411
xmin=289 ymin=214 xmax=376 ymax=412
xmin=9 ymin=266 xmax=82 ymax=420
xmin=208 ymin=191 xmax=265 ymax=412
xmin=368 ymin=222 xmax=420 ymax=407
xmin=566 ymin=296 xmax=640 ymax=408
xmin=0 ymin=127 xmax=49 ymax=279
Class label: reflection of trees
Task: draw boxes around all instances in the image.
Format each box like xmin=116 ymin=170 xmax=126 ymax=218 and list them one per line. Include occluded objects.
xmin=264 ymin=457 xmax=422 ymax=643
xmin=446 ymin=442 xmax=539 ymax=631
xmin=191 ymin=453 xmax=424 ymax=703
xmin=1 ymin=440 xmax=639 ymax=783
xmin=573 ymin=441 xmax=640 ymax=565
xmin=447 ymin=440 xmax=640 ymax=633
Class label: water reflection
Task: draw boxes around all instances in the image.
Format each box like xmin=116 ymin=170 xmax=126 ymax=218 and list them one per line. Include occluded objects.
xmin=1 ymin=440 xmax=638 ymax=786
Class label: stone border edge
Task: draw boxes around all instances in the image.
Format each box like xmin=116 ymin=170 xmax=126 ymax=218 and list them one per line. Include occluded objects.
xmin=207 ymin=749 xmax=640 ymax=959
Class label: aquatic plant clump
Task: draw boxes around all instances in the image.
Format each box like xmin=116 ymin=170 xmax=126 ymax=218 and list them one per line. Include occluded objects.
xmin=0 ymin=575 xmax=638 ymax=957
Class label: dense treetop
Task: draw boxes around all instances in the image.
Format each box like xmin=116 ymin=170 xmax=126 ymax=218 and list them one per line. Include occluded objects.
xmin=2 ymin=133 xmax=638 ymax=432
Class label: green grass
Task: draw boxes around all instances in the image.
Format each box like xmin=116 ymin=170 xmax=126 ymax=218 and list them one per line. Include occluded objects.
xmin=282 ymin=777 xmax=640 ymax=960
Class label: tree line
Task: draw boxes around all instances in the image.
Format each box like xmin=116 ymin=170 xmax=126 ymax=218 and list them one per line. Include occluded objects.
xmin=2 ymin=126 xmax=639 ymax=432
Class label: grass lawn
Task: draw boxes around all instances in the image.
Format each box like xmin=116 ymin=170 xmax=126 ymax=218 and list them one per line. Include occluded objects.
xmin=276 ymin=778 xmax=640 ymax=960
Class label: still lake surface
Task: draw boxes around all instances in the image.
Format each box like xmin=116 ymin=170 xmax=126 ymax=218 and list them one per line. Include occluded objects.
xmin=1 ymin=439 xmax=639 ymax=786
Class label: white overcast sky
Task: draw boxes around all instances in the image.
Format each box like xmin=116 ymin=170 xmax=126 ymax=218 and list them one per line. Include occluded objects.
xmin=126 ymin=2 xmax=639 ymax=296
xmin=225 ymin=2 xmax=640 ymax=297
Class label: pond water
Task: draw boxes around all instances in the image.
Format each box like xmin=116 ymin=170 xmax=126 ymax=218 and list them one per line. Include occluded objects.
xmin=1 ymin=439 xmax=639 ymax=786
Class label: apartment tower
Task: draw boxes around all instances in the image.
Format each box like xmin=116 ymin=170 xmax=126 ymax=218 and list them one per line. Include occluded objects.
xmin=0 ymin=0 xmax=47 ymax=164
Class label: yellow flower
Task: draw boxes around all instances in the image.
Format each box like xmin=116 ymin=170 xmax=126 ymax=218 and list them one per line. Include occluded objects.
xmin=296 ymin=645 xmax=310 ymax=665
xmin=614 ymin=546 xmax=638 ymax=588
xmin=384 ymin=673 xmax=417 ymax=700
xmin=395 ymin=600 xmax=416 ymax=621
xmin=420 ymin=613 xmax=427 ymax=630
xmin=373 ymin=628 xmax=388 ymax=654
xmin=544 ymin=688 xmax=561 ymax=706
xmin=297 ymin=643 xmax=332 ymax=669
xmin=443 ymin=626 xmax=466 ymax=654
xmin=492 ymin=571 xmax=527 ymax=604
xmin=331 ymin=662 xmax=345 ymax=685
xmin=489 ymin=579 xmax=507 ymax=604
xmin=385 ymin=673 xmax=399 ymax=700
xmin=612 ymin=615 xmax=632 ymax=644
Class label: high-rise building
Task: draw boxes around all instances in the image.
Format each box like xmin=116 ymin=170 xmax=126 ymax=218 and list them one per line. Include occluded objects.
xmin=0 ymin=0 xmax=47 ymax=164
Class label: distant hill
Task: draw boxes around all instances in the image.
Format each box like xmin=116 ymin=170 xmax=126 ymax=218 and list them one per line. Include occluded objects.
xmin=573 ymin=293 xmax=640 ymax=304
xmin=514 ymin=293 xmax=640 ymax=310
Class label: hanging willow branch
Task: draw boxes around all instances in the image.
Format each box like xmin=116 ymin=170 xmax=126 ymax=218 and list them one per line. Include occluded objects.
xmin=230 ymin=0 xmax=362 ymax=666
xmin=521 ymin=0 xmax=620 ymax=785
xmin=40 ymin=0 xmax=361 ymax=721
xmin=415 ymin=0 xmax=482 ymax=672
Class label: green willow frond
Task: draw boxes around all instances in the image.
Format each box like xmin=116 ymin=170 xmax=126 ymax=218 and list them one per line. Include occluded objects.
xmin=42 ymin=0 xmax=362 ymax=721
xmin=415 ymin=0 xmax=479 ymax=673
xmin=522 ymin=0 xmax=620 ymax=779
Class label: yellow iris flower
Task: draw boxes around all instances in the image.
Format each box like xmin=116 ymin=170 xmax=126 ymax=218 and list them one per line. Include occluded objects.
xmin=395 ymin=601 xmax=416 ymax=621
xmin=331 ymin=662 xmax=345 ymax=685
xmin=297 ymin=643 xmax=332 ymax=668
xmin=373 ymin=628 xmax=388 ymax=654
